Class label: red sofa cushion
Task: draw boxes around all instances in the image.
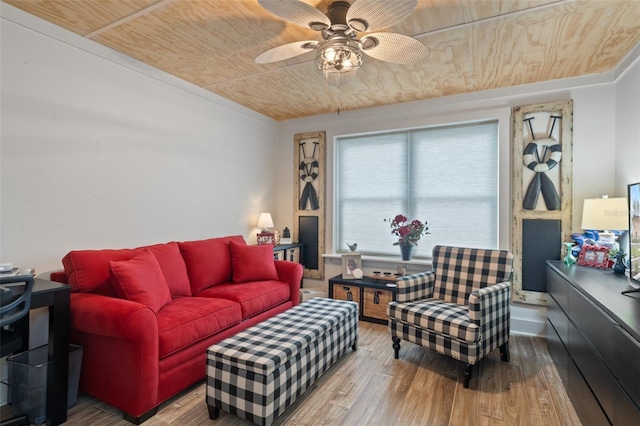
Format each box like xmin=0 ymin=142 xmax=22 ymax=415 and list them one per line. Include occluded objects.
xmin=196 ymin=281 xmax=290 ymax=319
xmin=156 ymin=297 xmax=242 ymax=358
xmin=142 ymin=242 xmax=191 ymax=298
xmin=110 ymin=250 xmax=172 ymax=313
xmin=62 ymin=248 xmax=138 ymax=296
xmin=230 ymin=241 xmax=279 ymax=283
xmin=178 ymin=235 xmax=245 ymax=294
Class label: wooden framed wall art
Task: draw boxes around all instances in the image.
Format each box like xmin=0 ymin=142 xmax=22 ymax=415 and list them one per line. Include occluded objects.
xmin=294 ymin=131 xmax=325 ymax=280
xmin=511 ymin=100 xmax=573 ymax=305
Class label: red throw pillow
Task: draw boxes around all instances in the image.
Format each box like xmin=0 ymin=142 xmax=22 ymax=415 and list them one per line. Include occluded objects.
xmin=141 ymin=242 xmax=191 ymax=298
xmin=230 ymin=241 xmax=279 ymax=283
xmin=178 ymin=235 xmax=246 ymax=293
xmin=62 ymin=248 xmax=139 ymax=296
xmin=110 ymin=250 xmax=172 ymax=313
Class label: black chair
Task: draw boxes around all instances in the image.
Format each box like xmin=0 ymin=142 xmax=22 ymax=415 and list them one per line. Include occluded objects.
xmin=1 ymin=275 xmax=35 ymax=426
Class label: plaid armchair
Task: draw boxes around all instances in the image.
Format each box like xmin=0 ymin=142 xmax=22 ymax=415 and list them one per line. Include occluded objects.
xmin=388 ymin=245 xmax=514 ymax=388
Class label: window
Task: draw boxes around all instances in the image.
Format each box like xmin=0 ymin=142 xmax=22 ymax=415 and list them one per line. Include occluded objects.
xmin=335 ymin=120 xmax=499 ymax=258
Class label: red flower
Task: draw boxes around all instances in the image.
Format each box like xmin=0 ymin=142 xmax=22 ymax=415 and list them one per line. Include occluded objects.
xmin=394 ymin=214 xmax=408 ymax=223
xmin=385 ymin=214 xmax=429 ymax=247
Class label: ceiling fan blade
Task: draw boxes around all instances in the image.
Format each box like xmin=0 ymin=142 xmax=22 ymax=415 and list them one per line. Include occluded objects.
xmin=347 ymin=0 xmax=418 ymax=32
xmin=255 ymin=41 xmax=318 ymax=64
xmin=258 ymin=0 xmax=330 ymax=31
xmin=361 ymin=33 xmax=429 ymax=64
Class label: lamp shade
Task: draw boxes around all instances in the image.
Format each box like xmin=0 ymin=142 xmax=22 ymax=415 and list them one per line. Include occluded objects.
xmin=257 ymin=212 xmax=274 ymax=229
xmin=581 ymin=197 xmax=628 ymax=231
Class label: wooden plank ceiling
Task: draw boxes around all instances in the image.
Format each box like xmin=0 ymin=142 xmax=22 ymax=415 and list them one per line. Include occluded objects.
xmin=5 ymin=0 xmax=640 ymax=121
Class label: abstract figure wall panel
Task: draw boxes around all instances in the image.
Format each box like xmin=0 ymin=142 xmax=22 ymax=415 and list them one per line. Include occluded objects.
xmin=294 ymin=131 xmax=325 ymax=280
xmin=512 ymin=100 xmax=573 ymax=305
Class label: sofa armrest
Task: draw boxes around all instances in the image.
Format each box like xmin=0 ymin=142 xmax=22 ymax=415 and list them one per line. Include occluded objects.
xmin=274 ymin=260 xmax=303 ymax=306
xmin=469 ymin=281 xmax=511 ymax=328
xmin=69 ymin=292 xmax=159 ymax=417
xmin=50 ymin=270 xmax=68 ymax=284
xmin=395 ymin=271 xmax=436 ymax=302
xmin=70 ymin=293 xmax=158 ymax=342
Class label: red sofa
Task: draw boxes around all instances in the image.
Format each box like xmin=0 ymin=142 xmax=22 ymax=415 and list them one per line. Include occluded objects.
xmin=50 ymin=235 xmax=302 ymax=424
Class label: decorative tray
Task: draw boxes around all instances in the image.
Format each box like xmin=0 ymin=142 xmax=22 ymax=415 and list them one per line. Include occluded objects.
xmin=367 ymin=274 xmax=401 ymax=282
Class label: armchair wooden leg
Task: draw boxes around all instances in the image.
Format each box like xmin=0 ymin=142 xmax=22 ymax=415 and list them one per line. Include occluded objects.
xmin=392 ymin=336 xmax=401 ymax=359
xmin=208 ymin=404 xmax=220 ymax=420
xmin=463 ymin=363 xmax=473 ymax=388
xmin=499 ymin=342 xmax=510 ymax=362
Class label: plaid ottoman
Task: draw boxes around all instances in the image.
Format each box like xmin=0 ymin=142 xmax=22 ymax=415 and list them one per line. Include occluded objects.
xmin=206 ymin=297 xmax=359 ymax=426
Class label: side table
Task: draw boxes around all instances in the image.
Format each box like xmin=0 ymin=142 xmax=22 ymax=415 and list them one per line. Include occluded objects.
xmin=12 ymin=278 xmax=70 ymax=426
xmin=273 ymin=243 xmax=303 ymax=264
xmin=328 ymin=274 xmax=397 ymax=324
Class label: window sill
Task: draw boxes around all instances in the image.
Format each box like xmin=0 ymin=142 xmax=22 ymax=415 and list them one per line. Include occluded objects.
xmin=322 ymin=253 xmax=432 ymax=268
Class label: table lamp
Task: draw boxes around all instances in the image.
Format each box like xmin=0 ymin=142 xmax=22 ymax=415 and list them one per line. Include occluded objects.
xmin=581 ymin=197 xmax=628 ymax=246
xmin=257 ymin=213 xmax=275 ymax=245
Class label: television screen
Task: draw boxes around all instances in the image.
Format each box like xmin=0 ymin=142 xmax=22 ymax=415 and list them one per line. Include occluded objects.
xmin=628 ymin=182 xmax=640 ymax=288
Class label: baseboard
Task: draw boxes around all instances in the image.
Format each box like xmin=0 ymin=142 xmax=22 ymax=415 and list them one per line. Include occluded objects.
xmin=511 ymin=316 xmax=546 ymax=336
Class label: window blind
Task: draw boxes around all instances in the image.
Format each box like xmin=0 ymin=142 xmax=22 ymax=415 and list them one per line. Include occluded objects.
xmin=335 ymin=120 xmax=498 ymax=258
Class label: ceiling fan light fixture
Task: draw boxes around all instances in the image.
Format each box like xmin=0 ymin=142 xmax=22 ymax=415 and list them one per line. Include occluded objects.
xmin=315 ymin=38 xmax=363 ymax=84
xmin=348 ymin=18 xmax=368 ymax=32
xmin=256 ymin=0 xmax=428 ymax=86
xmin=361 ymin=36 xmax=379 ymax=50
xmin=322 ymin=68 xmax=358 ymax=87
xmin=309 ymin=21 xmax=329 ymax=31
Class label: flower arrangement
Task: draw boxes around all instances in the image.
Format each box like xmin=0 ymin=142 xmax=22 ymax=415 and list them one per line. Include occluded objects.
xmin=385 ymin=214 xmax=429 ymax=246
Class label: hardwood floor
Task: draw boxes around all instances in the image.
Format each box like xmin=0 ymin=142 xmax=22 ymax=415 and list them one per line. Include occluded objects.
xmin=10 ymin=322 xmax=582 ymax=425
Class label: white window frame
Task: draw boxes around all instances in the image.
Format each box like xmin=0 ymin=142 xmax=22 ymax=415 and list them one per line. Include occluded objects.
xmin=334 ymin=120 xmax=500 ymax=259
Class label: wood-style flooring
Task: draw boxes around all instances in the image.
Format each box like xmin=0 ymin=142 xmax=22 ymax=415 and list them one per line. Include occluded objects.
xmin=5 ymin=322 xmax=582 ymax=425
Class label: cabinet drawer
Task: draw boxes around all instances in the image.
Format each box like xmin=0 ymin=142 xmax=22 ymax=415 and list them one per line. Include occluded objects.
xmin=566 ymin=347 xmax=612 ymax=426
xmin=363 ymin=288 xmax=392 ymax=320
xmin=612 ymin=325 xmax=640 ymax=411
xmin=547 ymin=292 xmax=568 ymax=343
xmin=547 ymin=318 xmax=568 ymax=387
xmin=547 ymin=268 xmax=569 ymax=313
xmin=568 ymin=318 xmax=615 ymax=420
xmin=333 ymin=284 xmax=361 ymax=305
xmin=613 ymin=386 xmax=640 ymax=426
xmin=285 ymin=247 xmax=300 ymax=263
xmin=567 ymin=282 xmax=615 ymax=365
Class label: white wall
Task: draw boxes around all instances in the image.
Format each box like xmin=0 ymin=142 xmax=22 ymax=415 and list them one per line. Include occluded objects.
xmin=615 ymin=52 xmax=640 ymax=193
xmin=277 ymin=47 xmax=640 ymax=336
xmin=0 ymin=4 xmax=282 ymax=405
xmin=0 ymin=5 xmax=280 ymax=274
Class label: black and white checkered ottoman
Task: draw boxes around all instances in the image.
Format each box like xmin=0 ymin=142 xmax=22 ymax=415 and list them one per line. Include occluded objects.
xmin=206 ymin=297 xmax=358 ymax=426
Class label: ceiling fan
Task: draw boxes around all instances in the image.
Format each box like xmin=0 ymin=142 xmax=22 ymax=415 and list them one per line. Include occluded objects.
xmin=255 ymin=0 xmax=429 ymax=86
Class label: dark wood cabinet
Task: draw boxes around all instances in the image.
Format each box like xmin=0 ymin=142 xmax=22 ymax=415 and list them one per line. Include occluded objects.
xmin=328 ymin=275 xmax=397 ymax=324
xmin=546 ymin=261 xmax=640 ymax=426
xmin=273 ymin=243 xmax=303 ymax=264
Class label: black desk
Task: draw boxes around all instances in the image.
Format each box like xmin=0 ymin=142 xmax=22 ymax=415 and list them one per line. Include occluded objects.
xmin=12 ymin=278 xmax=70 ymax=426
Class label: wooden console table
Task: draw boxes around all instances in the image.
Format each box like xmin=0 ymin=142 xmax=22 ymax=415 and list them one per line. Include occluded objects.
xmin=328 ymin=274 xmax=397 ymax=324
xmin=546 ymin=261 xmax=640 ymax=425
